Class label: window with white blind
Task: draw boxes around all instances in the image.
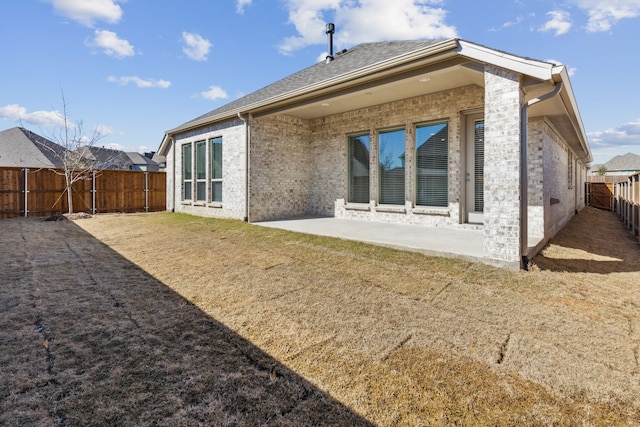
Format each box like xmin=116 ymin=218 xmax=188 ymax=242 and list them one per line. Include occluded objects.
xmin=210 ymin=137 xmax=222 ymax=202
xmin=415 ymin=122 xmax=448 ymax=207
xmin=473 ymin=120 xmax=484 ymax=212
xmin=348 ymin=134 xmax=370 ymax=203
xmin=378 ymin=128 xmax=406 ymax=205
xmin=195 ymin=140 xmax=206 ymax=201
xmin=182 ymin=143 xmax=192 ymax=201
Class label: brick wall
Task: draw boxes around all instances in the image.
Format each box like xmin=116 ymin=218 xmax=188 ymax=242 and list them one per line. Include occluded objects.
xmin=249 ymin=115 xmax=311 ymax=222
xmin=170 ymin=120 xmax=247 ymax=220
xmin=483 ymin=65 xmax=523 ymax=266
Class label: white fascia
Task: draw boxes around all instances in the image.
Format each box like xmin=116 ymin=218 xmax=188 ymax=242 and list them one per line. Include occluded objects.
xmin=457 ymin=40 xmax=554 ymax=82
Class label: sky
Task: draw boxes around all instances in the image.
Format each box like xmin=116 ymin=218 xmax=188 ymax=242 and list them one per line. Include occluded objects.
xmin=1 ymin=0 xmax=639 ymax=166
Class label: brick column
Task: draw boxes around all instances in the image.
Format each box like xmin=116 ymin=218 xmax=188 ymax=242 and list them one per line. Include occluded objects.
xmin=483 ymin=65 xmax=523 ymax=267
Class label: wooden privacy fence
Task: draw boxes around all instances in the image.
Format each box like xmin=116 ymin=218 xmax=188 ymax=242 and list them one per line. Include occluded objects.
xmin=0 ymin=167 xmax=166 ymax=219
xmin=586 ymin=174 xmax=639 ymax=242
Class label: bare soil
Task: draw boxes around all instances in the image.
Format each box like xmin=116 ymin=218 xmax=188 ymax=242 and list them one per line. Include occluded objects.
xmin=1 ymin=207 xmax=639 ymax=425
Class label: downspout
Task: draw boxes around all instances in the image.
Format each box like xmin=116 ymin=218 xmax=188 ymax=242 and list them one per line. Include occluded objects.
xmin=238 ymin=112 xmax=250 ymax=222
xmin=171 ymin=137 xmax=176 ymax=212
xmin=520 ymin=82 xmax=562 ymax=269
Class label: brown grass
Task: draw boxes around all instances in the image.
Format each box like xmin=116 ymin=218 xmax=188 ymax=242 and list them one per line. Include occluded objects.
xmin=2 ymin=207 xmax=639 ymax=425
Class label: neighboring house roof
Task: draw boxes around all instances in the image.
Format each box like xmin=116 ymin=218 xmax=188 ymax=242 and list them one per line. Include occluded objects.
xmin=0 ymin=127 xmax=69 ymax=168
xmin=77 ymin=146 xmax=133 ymax=170
xmin=160 ymin=37 xmax=590 ymax=164
xmin=125 ymin=152 xmax=162 ymax=171
xmin=603 ymin=153 xmax=640 ymax=173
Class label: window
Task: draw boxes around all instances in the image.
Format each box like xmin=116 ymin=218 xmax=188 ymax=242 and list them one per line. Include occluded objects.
xmin=416 ymin=122 xmax=448 ymax=207
xmin=378 ymin=128 xmax=405 ymax=205
xmin=182 ymin=143 xmax=192 ymax=200
xmin=348 ymin=134 xmax=370 ymax=203
xmin=567 ymin=151 xmax=574 ymax=189
xmin=195 ymin=140 xmax=206 ymax=201
xmin=473 ymin=121 xmax=484 ymax=212
xmin=210 ymin=137 xmax=222 ymax=202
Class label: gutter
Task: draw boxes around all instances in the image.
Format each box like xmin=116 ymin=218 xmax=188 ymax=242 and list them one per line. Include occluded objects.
xmin=519 ymin=82 xmax=563 ymax=270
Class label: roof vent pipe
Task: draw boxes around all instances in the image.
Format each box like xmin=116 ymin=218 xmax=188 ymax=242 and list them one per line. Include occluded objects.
xmin=325 ymin=23 xmax=335 ymax=63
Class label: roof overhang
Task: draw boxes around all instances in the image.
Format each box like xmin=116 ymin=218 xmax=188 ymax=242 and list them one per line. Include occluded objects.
xmin=159 ymin=38 xmax=591 ymax=164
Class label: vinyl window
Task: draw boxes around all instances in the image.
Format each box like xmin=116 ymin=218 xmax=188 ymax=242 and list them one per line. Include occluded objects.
xmin=347 ymin=134 xmax=370 ymax=203
xmin=378 ymin=128 xmax=406 ymax=205
xmin=210 ymin=137 xmax=222 ymax=202
xmin=195 ymin=140 xmax=207 ymax=201
xmin=182 ymin=143 xmax=192 ymax=200
xmin=415 ymin=122 xmax=448 ymax=207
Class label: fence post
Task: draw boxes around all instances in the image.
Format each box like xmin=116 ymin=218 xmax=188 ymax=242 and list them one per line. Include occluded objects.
xmin=144 ymin=171 xmax=149 ymax=213
xmin=23 ymin=168 xmax=28 ymax=217
xmin=627 ymin=179 xmax=631 ymax=230
xmin=92 ymin=170 xmax=96 ymax=215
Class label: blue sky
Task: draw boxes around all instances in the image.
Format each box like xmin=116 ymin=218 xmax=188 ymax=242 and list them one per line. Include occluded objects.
xmin=1 ymin=0 xmax=639 ymax=165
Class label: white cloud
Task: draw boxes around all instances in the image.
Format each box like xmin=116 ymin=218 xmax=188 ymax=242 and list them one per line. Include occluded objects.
xmin=182 ymin=32 xmax=212 ymax=61
xmin=47 ymin=0 xmax=124 ymax=27
xmin=0 ymin=104 xmax=66 ymax=127
xmin=236 ymin=0 xmax=252 ymax=14
xmin=95 ymin=124 xmax=119 ymax=136
xmin=278 ymin=0 xmax=457 ymax=55
xmin=539 ymin=10 xmax=572 ymax=35
xmin=570 ymin=0 xmax=640 ymax=32
xmin=107 ymin=76 xmax=171 ymax=88
xmin=90 ymin=29 xmax=135 ymax=58
xmin=588 ymin=119 xmax=640 ymax=148
xmin=199 ymin=86 xmax=229 ymax=100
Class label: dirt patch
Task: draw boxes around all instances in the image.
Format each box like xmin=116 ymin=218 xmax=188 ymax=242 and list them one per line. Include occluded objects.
xmin=2 ymin=207 xmax=640 ymax=425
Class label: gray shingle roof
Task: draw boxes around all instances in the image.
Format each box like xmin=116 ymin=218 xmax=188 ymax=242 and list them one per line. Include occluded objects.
xmin=77 ymin=146 xmax=133 ymax=170
xmin=603 ymin=153 xmax=640 ymax=172
xmin=0 ymin=127 xmax=69 ymax=168
xmin=179 ymin=40 xmax=445 ymax=129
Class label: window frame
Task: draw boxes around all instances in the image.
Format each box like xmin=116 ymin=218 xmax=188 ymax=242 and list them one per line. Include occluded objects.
xmin=377 ymin=127 xmax=406 ymax=206
xmin=414 ymin=120 xmax=449 ymax=208
xmin=347 ymin=133 xmax=371 ymax=204
xmin=210 ymin=136 xmax=223 ymax=203
xmin=181 ymin=143 xmax=193 ymax=201
xmin=195 ymin=140 xmax=207 ymax=202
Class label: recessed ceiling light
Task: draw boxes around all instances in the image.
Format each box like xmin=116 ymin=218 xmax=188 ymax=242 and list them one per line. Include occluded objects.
xmin=321 ymin=103 xmax=330 ymax=107
xmin=419 ymin=77 xmax=430 ymax=83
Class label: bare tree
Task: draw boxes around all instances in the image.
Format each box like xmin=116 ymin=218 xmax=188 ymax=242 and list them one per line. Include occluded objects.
xmin=34 ymin=93 xmax=107 ymax=214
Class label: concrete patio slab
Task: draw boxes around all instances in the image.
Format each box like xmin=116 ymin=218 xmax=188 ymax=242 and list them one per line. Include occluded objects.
xmin=255 ymin=217 xmax=487 ymax=264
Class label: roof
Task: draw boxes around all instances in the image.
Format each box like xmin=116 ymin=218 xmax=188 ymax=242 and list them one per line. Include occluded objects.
xmin=0 ymin=127 xmax=68 ymax=168
xmin=126 ymin=151 xmax=157 ymax=166
xmin=159 ymin=38 xmax=590 ymax=163
xmin=77 ymin=146 xmax=133 ymax=169
xmin=182 ymin=40 xmax=445 ymax=129
xmin=603 ymin=153 xmax=640 ymax=172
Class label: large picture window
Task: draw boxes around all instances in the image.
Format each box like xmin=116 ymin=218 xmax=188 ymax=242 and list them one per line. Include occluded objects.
xmin=182 ymin=143 xmax=192 ymax=200
xmin=416 ymin=122 xmax=448 ymax=207
xmin=195 ymin=140 xmax=206 ymax=201
xmin=348 ymin=134 xmax=370 ymax=203
xmin=378 ymin=128 xmax=406 ymax=205
xmin=210 ymin=137 xmax=222 ymax=202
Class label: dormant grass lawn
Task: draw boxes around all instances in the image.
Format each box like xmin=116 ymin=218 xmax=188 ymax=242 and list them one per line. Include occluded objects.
xmin=1 ymin=207 xmax=639 ymax=425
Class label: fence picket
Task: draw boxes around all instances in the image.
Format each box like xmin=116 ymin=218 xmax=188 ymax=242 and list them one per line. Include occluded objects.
xmin=0 ymin=167 xmax=166 ymax=218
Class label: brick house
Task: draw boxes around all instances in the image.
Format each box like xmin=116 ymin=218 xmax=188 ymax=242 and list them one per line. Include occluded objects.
xmin=158 ymin=38 xmax=591 ymax=269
